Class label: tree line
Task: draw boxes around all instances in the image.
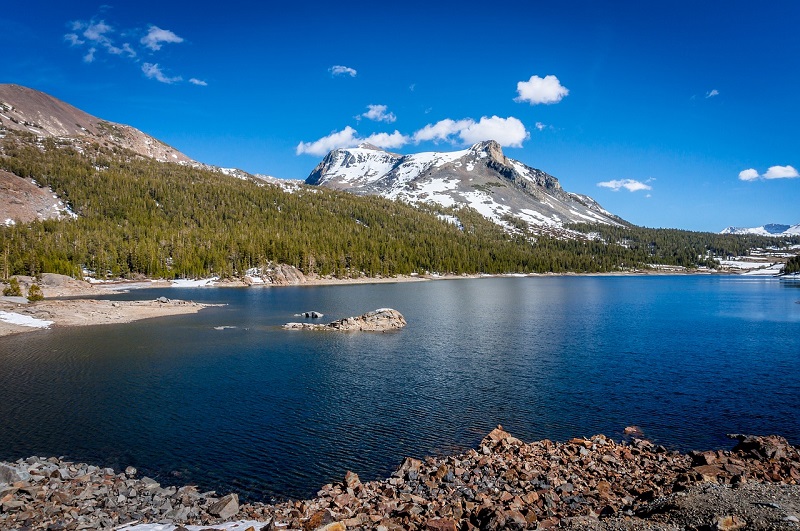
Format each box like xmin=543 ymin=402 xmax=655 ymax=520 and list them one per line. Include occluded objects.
xmin=1 ymin=131 xmax=797 ymax=280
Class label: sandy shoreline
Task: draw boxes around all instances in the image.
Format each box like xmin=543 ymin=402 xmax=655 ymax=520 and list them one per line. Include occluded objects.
xmin=0 ymin=298 xmax=218 ymax=337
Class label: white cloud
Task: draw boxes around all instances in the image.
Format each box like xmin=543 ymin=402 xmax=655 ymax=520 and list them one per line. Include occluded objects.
xmin=142 ymin=63 xmax=182 ymax=84
xmin=515 ymin=75 xmax=569 ymax=105
xmin=763 ymin=165 xmax=799 ymax=179
xmin=83 ymin=47 xmax=97 ymax=63
xmin=597 ymin=179 xmax=653 ymax=192
xmin=107 ymin=42 xmax=136 ymax=58
xmin=739 ymin=165 xmax=799 ymax=181
xmin=535 ymin=122 xmax=546 ymax=131
xmin=706 ymin=89 xmax=720 ymax=98
xmin=413 ymin=116 xmax=529 ymax=147
xmin=297 ymin=127 xmax=360 ymax=155
xmin=412 ymin=119 xmax=473 ymax=143
xmin=65 ymin=15 xmax=201 ymax=86
xmin=141 ymin=25 xmax=184 ymax=51
xmin=64 ymin=33 xmax=84 ymax=46
xmin=362 ymin=131 xmax=408 ymax=149
xmin=458 ymin=116 xmax=530 ymax=147
xmin=359 ymin=104 xmax=396 ymax=123
xmin=738 ymin=168 xmax=759 ymax=181
xmin=329 ymin=65 xmax=357 ymax=77
xmin=298 ymin=114 xmax=529 ymax=157
xmin=296 ymin=127 xmax=409 ymax=156
xmin=82 ymin=20 xmax=113 ymax=44
xmin=189 ymin=78 xmax=208 ymax=86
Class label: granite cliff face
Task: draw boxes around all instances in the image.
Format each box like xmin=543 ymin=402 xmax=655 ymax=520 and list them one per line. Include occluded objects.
xmin=306 ymin=141 xmax=624 ymax=233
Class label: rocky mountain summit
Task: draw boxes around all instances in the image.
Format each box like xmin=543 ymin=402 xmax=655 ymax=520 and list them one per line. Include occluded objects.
xmin=1 ymin=429 xmax=798 ymax=530
xmin=306 ymin=141 xmax=623 ymax=233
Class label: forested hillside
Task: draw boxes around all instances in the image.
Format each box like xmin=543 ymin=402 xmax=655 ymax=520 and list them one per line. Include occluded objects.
xmin=567 ymin=223 xmax=799 ymax=268
xmin=1 ymin=131 xmax=797 ymax=280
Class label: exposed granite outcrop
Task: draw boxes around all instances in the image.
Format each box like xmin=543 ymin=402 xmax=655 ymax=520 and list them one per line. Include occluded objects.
xmin=284 ymin=308 xmax=406 ymax=331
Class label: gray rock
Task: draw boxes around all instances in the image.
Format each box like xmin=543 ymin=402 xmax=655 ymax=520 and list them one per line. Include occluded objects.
xmin=284 ymin=308 xmax=406 ymax=331
xmin=0 ymin=463 xmax=30 ymax=484
xmin=208 ymin=493 xmax=239 ymax=519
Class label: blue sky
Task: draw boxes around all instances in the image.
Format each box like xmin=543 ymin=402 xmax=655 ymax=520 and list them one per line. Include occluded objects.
xmin=2 ymin=1 xmax=798 ymax=232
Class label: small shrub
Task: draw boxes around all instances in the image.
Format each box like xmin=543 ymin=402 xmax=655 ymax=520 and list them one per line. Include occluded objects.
xmin=27 ymin=283 xmax=44 ymax=302
xmin=3 ymin=277 xmax=22 ymax=297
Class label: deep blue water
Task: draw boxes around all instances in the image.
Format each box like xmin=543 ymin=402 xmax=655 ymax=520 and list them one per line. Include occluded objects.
xmin=0 ymin=275 xmax=798 ymax=501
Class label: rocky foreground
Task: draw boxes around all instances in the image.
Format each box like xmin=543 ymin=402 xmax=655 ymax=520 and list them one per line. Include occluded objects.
xmin=1 ymin=428 xmax=799 ymax=530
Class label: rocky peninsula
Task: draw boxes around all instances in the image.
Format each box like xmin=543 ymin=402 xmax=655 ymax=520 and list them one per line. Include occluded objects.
xmin=1 ymin=428 xmax=799 ymax=530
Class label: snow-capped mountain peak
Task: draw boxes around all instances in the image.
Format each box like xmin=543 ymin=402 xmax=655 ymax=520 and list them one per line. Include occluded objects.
xmin=306 ymin=141 xmax=623 ymax=232
xmin=721 ymin=223 xmax=800 ymax=236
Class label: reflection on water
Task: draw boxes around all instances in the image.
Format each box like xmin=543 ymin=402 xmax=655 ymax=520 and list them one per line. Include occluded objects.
xmin=0 ymin=275 xmax=798 ymax=501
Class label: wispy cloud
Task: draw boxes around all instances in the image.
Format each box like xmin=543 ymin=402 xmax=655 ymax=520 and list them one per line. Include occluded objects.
xmin=358 ymin=104 xmax=396 ymax=123
xmin=535 ymin=122 xmax=547 ymax=131
xmin=740 ymin=165 xmax=799 ymax=181
xmin=189 ymin=78 xmax=208 ymax=86
xmin=413 ymin=116 xmax=529 ymax=148
xmin=83 ymin=47 xmax=97 ymax=63
xmin=515 ymin=75 xmax=569 ymax=105
xmin=296 ymin=127 xmax=409 ymax=156
xmin=597 ymin=178 xmax=654 ymax=192
xmin=142 ymin=63 xmax=182 ymax=84
xmin=329 ymin=65 xmax=357 ymax=77
xmin=141 ymin=25 xmax=184 ymax=51
xmin=82 ymin=20 xmax=113 ymax=44
xmin=64 ymin=13 xmax=201 ymax=85
xmin=706 ymin=89 xmax=720 ymax=98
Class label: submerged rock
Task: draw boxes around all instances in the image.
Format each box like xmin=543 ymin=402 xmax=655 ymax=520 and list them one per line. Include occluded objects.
xmin=284 ymin=308 xmax=406 ymax=331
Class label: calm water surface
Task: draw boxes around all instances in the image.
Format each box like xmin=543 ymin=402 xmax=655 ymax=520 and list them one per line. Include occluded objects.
xmin=0 ymin=275 xmax=798 ymax=500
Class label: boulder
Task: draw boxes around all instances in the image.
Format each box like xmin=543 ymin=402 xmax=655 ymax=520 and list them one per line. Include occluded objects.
xmin=207 ymin=493 xmax=239 ymax=519
xmin=284 ymin=308 xmax=406 ymax=331
xmin=0 ymin=463 xmax=30 ymax=484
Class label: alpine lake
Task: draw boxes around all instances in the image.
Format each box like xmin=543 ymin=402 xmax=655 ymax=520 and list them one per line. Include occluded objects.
xmin=1 ymin=275 xmax=798 ymax=502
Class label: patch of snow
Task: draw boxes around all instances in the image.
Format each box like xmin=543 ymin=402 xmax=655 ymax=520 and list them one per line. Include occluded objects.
xmin=718 ymin=259 xmax=775 ymax=270
xmin=4 ymin=218 xmax=15 ymax=226
xmin=170 ymin=277 xmax=219 ymax=287
xmin=0 ymin=311 xmax=53 ymax=329
xmin=741 ymin=263 xmax=785 ymax=276
xmin=436 ymin=214 xmax=463 ymax=230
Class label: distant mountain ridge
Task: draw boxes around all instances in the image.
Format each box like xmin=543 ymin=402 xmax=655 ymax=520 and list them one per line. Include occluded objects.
xmin=306 ymin=141 xmax=623 ymax=232
xmin=720 ymin=223 xmax=800 ymax=236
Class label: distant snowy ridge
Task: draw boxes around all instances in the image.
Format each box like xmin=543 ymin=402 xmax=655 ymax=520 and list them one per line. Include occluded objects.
xmin=305 ymin=140 xmax=623 ymax=232
xmin=720 ymin=223 xmax=800 ymax=236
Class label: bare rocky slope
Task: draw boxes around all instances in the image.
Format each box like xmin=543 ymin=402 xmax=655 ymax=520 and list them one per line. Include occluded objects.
xmin=0 ymin=84 xmax=193 ymax=164
xmin=306 ymin=141 xmax=625 ymax=235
